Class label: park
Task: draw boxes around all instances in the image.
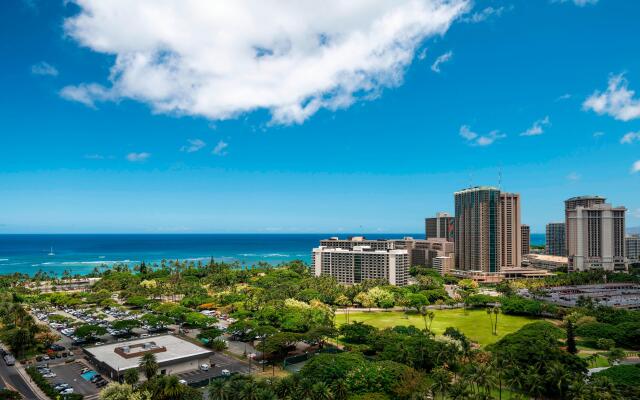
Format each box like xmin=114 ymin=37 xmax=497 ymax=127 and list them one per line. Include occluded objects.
xmin=335 ymin=308 xmax=539 ymax=347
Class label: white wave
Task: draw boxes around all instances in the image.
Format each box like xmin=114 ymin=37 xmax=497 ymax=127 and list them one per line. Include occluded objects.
xmin=238 ymin=253 xmax=257 ymax=257
xmin=262 ymin=253 xmax=290 ymax=257
xmin=0 ymin=258 xmax=9 ymax=262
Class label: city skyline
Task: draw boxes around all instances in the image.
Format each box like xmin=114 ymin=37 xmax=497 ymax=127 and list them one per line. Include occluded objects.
xmin=2 ymin=0 xmax=640 ymax=234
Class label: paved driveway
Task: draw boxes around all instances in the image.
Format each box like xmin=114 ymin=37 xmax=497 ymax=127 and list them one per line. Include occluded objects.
xmin=47 ymin=362 xmax=101 ymax=400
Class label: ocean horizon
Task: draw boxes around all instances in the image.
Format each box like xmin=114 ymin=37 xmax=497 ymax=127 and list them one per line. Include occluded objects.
xmin=0 ymin=233 xmax=546 ymax=276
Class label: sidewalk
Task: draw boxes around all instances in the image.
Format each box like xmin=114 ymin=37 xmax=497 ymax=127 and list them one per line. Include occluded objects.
xmin=15 ymin=363 xmax=49 ymax=400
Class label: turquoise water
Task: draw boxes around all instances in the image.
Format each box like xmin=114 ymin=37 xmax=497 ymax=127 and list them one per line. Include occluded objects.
xmin=81 ymin=370 xmax=97 ymax=381
xmin=0 ymin=233 xmax=423 ymax=276
xmin=0 ymin=233 xmax=546 ymax=277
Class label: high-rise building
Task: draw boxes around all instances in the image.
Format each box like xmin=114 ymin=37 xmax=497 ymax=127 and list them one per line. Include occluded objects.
xmin=546 ymin=222 xmax=566 ymax=256
xmin=500 ymin=193 xmax=522 ymax=268
xmin=521 ymin=225 xmax=530 ymax=256
xmin=425 ymin=212 xmax=454 ymax=241
xmin=312 ymin=245 xmax=409 ymax=286
xmin=626 ymin=235 xmax=640 ymax=262
xmin=454 ymin=186 xmax=502 ymax=273
xmin=565 ymin=196 xmax=627 ymax=271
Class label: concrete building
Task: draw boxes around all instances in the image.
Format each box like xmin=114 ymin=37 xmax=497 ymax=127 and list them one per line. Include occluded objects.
xmin=84 ymin=335 xmax=214 ymax=381
xmin=626 ymin=235 xmax=640 ymax=262
xmin=546 ymin=222 xmax=566 ymax=256
xmin=454 ymin=186 xmax=501 ymax=273
xmin=312 ymin=245 xmax=409 ymax=286
xmin=433 ymin=256 xmax=454 ymax=275
xmin=320 ymin=236 xmax=391 ymax=251
xmin=500 ymin=193 xmax=522 ymax=269
xmin=565 ymin=196 xmax=627 ymax=272
xmin=425 ymin=212 xmax=454 ymax=241
xmin=521 ymin=225 xmax=530 ymax=256
xmin=523 ymin=254 xmax=569 ymax=270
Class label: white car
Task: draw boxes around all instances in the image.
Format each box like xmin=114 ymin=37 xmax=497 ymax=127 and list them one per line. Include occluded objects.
xmin=42 ymin=372 xmax=57 ymax=378
xmin=199 ymin=364 xmax=210 ymax=371
xmin=60 ymin=388 xmax=74 ymax=395
xmin=178 ymin=379 xmax=188 ymax=385
xmin=221 ymin=369 xmax=231 ymax=376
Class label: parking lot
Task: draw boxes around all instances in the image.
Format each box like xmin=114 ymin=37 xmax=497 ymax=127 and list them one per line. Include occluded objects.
xmin=40 ymin=361 xmax=103 ymax=400
xmin=176 ymin=351 xmax=252 ymax=385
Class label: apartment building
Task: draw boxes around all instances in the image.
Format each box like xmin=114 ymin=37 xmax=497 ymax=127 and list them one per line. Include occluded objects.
xmin=546 ymin=222 xmax=566 ymax=256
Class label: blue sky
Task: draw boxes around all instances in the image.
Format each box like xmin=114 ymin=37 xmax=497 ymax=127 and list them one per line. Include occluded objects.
xmin=1 ymin=0 xmax=639 ymax=234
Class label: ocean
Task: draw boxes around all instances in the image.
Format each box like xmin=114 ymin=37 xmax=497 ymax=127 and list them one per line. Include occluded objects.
xmin=0 ymin=233 xmax=546 ymax=277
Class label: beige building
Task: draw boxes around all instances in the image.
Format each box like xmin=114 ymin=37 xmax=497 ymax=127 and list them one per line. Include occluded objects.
xmin=565 ymin=196 xmax=627 ymax=272
xmin=312 ymin=245 xmax=409 ymax=286
xmin=523 ymin=254 xmax=569 ymax=270
xmin=500 ymin=192 xmax=522 ymax=268
xmin=433 ymin=256 xmax=454 ymax=275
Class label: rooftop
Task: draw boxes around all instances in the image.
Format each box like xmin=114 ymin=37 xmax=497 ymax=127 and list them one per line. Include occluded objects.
xmin=565 ymin=195 xmax=606 ymax=202
xmin=454 ymin=186 xmax=500 ymax=194
xmin=85 ymin=334 xmax=213 ymax=371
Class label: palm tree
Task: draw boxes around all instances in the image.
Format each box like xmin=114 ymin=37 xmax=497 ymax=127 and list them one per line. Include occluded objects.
xmin=139 ymin=353 xmax=159 ymax=380
xmin=430 ymin=367 xmax=452 ymax=400
xmin=208 ymin=378 xmax=230 ymax=400
xmin=546 ymin=362 xmax=570 ymax=399
xmin=311 ymin=382 xmax=333 ymax=400
xmin=160 ymin=375 xmax=185 ymax=399
xmin=123 ymin=368 xmax=139 ymax=385
xmin=331 ymin=380 xmax=348 ymax=400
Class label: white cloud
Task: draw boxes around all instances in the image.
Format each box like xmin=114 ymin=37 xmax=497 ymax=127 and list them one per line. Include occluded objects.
xmin=31 ymin=62 xmax=58 ymax=76
xmin=583 ymin=74 xmax=640 ymax=121
xmin=460 ymin=6 xmax=509 ymax=23
xmin=593 ymin=131 xmax=605 ymax=137
xmin=632 ymin=160 xmax=640 ymax=173
xmin=556 ymin=93 xmax=571 ymax=101
xmin=633 ymin=208 xmax=640 ymax=218
xmin=83 ymin=153 xmax=104 ymax=160
xmin=459 ymin=125 xmax=505 ymax=146
xmin=567 ymin=172 xmax=581 ymax=181
xmin=180 ymin=138 xmax=206 ymax=153
xmin=520 ymin=116 xmax=551 ymax=136
xmin=61 ymin=0 xmax=469 ymax=125
xmin=212 ymin=141 xmax=229 ymax=156
xmin=126 ymin=152 xmax=151 ymax=162
xmin=620 ymin=131 xmax=640 ymax=144
xmin=553 ymin=0 xmax=598 ymax=6
xmin=60 ymin=83 xmax=116 ymax=108
xmin=431 ymin=50 xmax=453 ymax=73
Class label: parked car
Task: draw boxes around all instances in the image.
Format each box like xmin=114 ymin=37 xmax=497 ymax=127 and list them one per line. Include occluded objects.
xmin=221 ymin=369 xmax=231 ymax=376
xmin=200 ymin=364 xmax=210 ymax=371
xmin=60 ymin=388 xmax=74 ymax=395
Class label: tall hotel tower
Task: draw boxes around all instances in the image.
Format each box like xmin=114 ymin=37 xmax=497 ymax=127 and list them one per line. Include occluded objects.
xmin=454 ymin=187 xmax=502 ymax=273
xmin=565 ymin=196 xmax=627 ymax=271
xmin=500 ymin=192 xmax=522 ymax=268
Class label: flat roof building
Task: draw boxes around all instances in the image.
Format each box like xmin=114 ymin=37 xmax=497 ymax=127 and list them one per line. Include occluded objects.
xmin=312 ymin=244 xmax=409 ymax=286
xmin=84 ymin=335 xmax=214 ymax=381
xmin=546 ymin=222 xmax=566 ymax=256
xmin=521 ymin=225 xmax=530 ymax=256
xmin=565 ymin=196 xmax=627 ymax=272
xmin=627 ymin=235 xmax=640 ymax=262
xmin=425 ymin=212 xmax=454 ymax=241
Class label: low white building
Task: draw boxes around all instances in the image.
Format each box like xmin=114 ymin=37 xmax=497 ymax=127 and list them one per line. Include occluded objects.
xmin=84 ymin=334 xmax=214 ymax=380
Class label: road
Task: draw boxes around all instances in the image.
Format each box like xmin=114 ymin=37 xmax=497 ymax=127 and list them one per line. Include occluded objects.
xmin=0 ymin=361 xmax=40 ymax=399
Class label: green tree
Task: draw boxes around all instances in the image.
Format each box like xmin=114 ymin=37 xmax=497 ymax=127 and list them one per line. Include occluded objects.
xmin=123 ymin=368 xmax=140 ymax=385
xmin=566 ymin=319 xmax=578 ymax=355
xmin=75 ymin=324 xmax=107 ymax=340
xmin=139 ymin=353 xmax=159 ymax=380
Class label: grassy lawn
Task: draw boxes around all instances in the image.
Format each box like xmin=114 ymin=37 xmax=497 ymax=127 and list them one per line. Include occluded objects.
xmin=335 ymin=308 xmax=538 ymax=347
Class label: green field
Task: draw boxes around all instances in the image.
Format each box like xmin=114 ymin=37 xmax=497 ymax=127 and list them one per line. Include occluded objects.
xmin=335 ymin=308 xmax=539 ymax=347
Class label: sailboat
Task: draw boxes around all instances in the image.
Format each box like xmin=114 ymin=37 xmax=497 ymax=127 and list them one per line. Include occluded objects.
xmin=48 ymin=246 xmax=55 ymax=256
